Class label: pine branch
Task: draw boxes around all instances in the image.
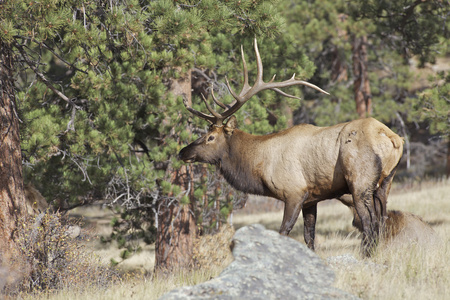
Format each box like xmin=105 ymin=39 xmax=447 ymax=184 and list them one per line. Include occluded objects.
xmin=177 ymin=0 xmax=202 ymax=9
xmin=41 ymin=41 xmax=88 ymax=74
xmin=14 ymin=41 xmax=75 ymax=106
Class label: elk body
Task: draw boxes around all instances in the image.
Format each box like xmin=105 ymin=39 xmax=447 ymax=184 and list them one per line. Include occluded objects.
xmin=179 ymin=39 xmax=403 ymax=255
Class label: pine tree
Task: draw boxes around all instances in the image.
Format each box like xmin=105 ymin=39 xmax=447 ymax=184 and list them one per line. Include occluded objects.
xmin=411 ymin=73 xmax=450 ymax=176
xmin=352 ymin=0 xmax=448 ymax=66
xmin=350 ymin=0 xmax=449 ymax=175
xmin=2 ymin=0 xmax=313 ymax=271
xmin=278 ymin=0 xmax=448 ymax=177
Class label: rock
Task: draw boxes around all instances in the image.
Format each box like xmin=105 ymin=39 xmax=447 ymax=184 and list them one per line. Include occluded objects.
xmin=326 ymin=254 xmax=360 ymax=269
xmin=326 ymin=254 xmax=387 ymax=272
xmin=66 ymin=225 xmax=82 ymax=239
xmin=160 ymin=224 xmax=358 ymax=300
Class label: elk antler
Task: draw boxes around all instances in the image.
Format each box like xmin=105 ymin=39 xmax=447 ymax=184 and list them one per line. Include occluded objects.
xmin=183 ymin=38 xmax=330 ymax=126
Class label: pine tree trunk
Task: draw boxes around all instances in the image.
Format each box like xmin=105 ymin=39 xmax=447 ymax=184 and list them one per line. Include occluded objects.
xmin=155 ymin=164 xmax=196 ymax=270
xmin=155 ymin=70 xmax=197 ymax=271
xmin=352 ymin=35 xmax=372 ymax=118
xmin=0 ymin=39 xmax=27 ymax=261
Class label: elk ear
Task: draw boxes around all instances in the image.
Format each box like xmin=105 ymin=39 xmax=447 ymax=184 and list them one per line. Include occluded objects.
xmin=224 ymin=116 xmax=237 ymax=135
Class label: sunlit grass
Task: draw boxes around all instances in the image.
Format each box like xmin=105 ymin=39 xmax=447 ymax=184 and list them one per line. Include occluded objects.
xmin=317 ymin=180 xmax=450 ymax=300
xmin=19 ymin=267 xmax=224 ymax=300
xmin=18 ymin=179 xmax=450 ymax=300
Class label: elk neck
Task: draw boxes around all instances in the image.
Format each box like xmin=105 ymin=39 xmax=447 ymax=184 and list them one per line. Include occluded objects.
xmin=218 ymin=129 xmax=273 ymax=197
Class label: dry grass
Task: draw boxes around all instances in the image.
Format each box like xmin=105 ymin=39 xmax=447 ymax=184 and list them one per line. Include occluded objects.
xmin=16 ymin=179 xmax=450 ymax=300
xmin=322 ymin=181 xmax=450 ymax=300
xmin=17 ymin=266 xmax=224 ymax=300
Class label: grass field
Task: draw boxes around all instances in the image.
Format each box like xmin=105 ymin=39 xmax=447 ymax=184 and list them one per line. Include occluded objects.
xmin=21 ymin=179 xmax=450 ymax=300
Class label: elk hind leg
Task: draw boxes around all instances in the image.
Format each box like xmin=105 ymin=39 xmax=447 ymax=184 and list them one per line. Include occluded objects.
xmin=302 ymin=204 xmax=317 ymax=251
xmin=352 ymin=188 xmax=379 ymax=256
xmin=374 ymin=163 xmax=399 ymax=235
xmin=348 ymin=165 xmax=383 ymax=255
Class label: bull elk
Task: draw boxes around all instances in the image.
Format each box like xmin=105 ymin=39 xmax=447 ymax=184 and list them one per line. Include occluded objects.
xmin=179 ymin=39 xmax=403 ymax=256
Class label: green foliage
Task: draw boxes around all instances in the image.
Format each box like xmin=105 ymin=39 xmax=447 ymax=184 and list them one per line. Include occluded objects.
xmin=351 ymin=0 xmax=449 ymax=66
xmin=277 ymin=0 xmax=448 ymax=126
xmin=411 ymin=72 xmax=450 ymax=136
xmin=2 ymin=0 xmax=317 ymax=253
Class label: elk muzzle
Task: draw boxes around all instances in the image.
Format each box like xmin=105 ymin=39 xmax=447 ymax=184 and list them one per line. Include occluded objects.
xmin=178 ymin=145 xmax=196 ymax=163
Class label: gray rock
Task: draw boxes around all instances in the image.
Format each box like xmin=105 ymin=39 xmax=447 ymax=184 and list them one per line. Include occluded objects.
xmin=160 ymin=224 xmax=359 ymax=300
xmin=326 ymin=254 xmax=387 ymax=272
xmin=326 ymin=254 xmax=360 ymax=269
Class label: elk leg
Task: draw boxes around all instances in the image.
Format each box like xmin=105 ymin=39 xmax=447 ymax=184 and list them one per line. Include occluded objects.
xmin=343 ymin=150 xmax=383 ymax=256
xmin=374 ymin=163 xmax=399 ymax=233
xmin=279 ymin=199 xmax=303 ymax=236
xmin=353 ymin=189 xmax=379 ymax=256
xmin=302 ymin=204 xmax=317 ymax=251
xmin=374 ymin=188 xmax=388 ymax=234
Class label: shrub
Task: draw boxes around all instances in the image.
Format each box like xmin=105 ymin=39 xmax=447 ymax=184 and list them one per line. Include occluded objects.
xmin=192 ymin=224 xmax=234 ymax=270
xmin=4 ymin=211 xmax=120 ymax=295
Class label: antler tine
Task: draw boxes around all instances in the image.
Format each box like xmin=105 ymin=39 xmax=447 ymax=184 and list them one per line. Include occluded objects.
xmin=224 ymin=77 xmax=240 ymax=102
xmin=271 ymin=88 xmax=302 ymax=100
xmin=254 ymin=37 xmax=264 ymax=87
xmin=182 ymin=97 xmax=216 ymax=124
xmin=210 ymin=84 xmax=228 ymax=109
xmin=183 ymin=39 xmax=329 ymax=126
xmin=266 ymin=77 xmax=330 ymax=96
xmin=201 ymin=93 xmax=223 ymax=120
xmin=219 ymin=39 xmax=261 ymax=120
xmin=269 ymin=74 xmax=276 ymax=83
xmin=240 ymin=44 xmax=252 ymax=97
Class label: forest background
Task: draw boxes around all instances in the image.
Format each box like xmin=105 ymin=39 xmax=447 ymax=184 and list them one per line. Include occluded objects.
xmin=0 ymin=0 xmax=448 ymax=291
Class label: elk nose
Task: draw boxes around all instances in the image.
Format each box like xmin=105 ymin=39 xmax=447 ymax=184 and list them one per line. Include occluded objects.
xmin=179 ymin=147 xmax=195 ymax=163
xmin=178 ymin=147 xmax=189 ymax=161
xmin=178 ymin=148 xmax=184 ymax=160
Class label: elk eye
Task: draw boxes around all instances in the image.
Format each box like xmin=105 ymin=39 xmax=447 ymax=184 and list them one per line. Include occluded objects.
xmin=207 ymin=135 xmax=215 ymax=142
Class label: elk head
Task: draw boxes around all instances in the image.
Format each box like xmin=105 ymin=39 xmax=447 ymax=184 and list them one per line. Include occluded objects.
xmin=178 ymin=116 xmax=237 ymax=166
xmin=178 ymin=39 xmax=329 ymax=165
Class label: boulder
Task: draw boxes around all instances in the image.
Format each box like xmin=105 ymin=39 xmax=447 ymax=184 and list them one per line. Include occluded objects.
xmin=160 ymin=224 xmax=358 ymax=300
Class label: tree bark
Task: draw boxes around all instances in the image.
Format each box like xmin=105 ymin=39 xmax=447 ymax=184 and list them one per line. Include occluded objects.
xmin=155 ymin=164 xmax=196 ymax=270
xmin=154 ymin=70 xmax=197 ymax=271
xmin=352 ymin=35 xmax=372 ymax=118
xmin=0 ymin=39 xmax=27 ymax=262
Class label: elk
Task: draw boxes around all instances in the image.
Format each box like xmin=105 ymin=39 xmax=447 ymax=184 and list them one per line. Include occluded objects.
xmin=179 ymin=39 xmax=403 ymax=256
xmin=338 ymin=195 xmax=439 ymax=249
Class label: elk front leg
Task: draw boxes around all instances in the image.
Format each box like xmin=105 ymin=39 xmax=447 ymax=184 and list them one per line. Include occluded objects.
xmin=279 ymin=199 xmax=303 ymax=236
xmin=303 ymin=204 xmax=317 ymax=251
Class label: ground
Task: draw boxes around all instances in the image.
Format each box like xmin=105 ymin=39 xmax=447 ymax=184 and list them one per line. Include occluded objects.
xmin=22 ymin=179 xmax=450 ymax=300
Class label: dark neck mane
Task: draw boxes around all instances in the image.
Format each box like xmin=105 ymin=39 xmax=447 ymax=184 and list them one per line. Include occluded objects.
xmin=218 ymin=130 xmax=270 ymax=196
